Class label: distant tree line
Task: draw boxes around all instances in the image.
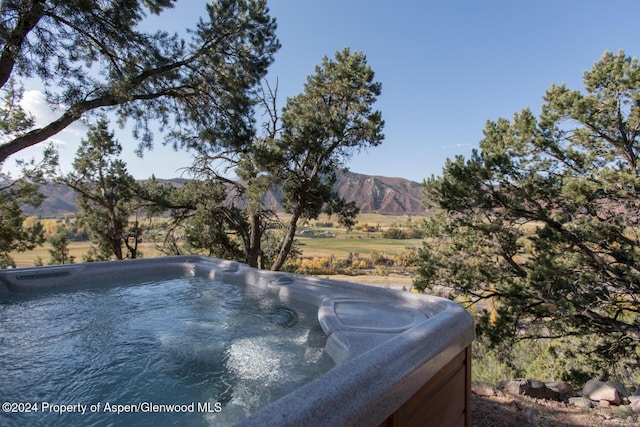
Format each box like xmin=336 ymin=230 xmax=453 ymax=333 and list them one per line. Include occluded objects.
xmin=382 ymin=227 xmax=424 ymax=239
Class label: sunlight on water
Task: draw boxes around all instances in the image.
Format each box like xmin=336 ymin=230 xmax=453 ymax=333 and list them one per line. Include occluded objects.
xmin=0 ymin=277 xmax=334 ymax=426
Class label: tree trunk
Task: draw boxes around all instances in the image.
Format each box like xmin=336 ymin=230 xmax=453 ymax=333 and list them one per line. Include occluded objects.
xmin=0 ymin=1 xmax=45 ymax=89
xmin=271 ymin=210 xmax=301 ymax=271
xmin=125 ymin=221 xmax=140 ymax=259
xmin=0 ymin=61 xmax=183 ymax=163
xmin=0 ymin=95 xmax=117 ymax=163
xmin=246 ymin=212 xmax=262 ymax=268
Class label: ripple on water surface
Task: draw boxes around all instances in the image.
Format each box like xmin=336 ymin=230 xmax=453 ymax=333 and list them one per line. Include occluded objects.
xmin=0 ymin=277 xmax=334 ymax=426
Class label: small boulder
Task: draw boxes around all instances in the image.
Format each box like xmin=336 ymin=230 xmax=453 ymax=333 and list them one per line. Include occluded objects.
xmin=498 ymin=379 xmax=528 ymax=396
xmin=528 ymin=379 xmax=561 ymax=401
xmin=598 ymin=400 xmax=611 ymax=408
xmin=546 ymin=381 xmax=576 ymax=400
xmin=471 ymin=381 xmax=496 ymax=397
xmin=606 ymin=380 xmax=630 ymax=398
xmin=568 ymin=397 xmax=593 ymax=409
xmin=632 ymin=399 xmax=640 ymax=414
xmin=498 ymin=379 xmax=561 ymax=401
xmin=583 ymin=379 xmax=621 ymax=405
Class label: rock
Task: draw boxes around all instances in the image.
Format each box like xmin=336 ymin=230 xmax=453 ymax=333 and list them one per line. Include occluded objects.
xmin=582 ymin=379 xmax=605 ymax=396
xmin=546 ymin=381 xmax=576 ymax=400
xmin=606 ymin=380 xmax=630 ymax=398
xmin=583 ymin=379 xmax=621 ymax=405
xmin=612 ymin=403 xmax=636 ymax=418
xmin=568 ymin=397 xmax=593 ymax=409
xmin=629 ymin=395 xmax=640 ymax=404
xmin=632 ymin=399 xmax=640 ymax=414
xmin=498 ymin=379 xmax=527 ymax=396
xmin=497 ymin=379 xmax=561 ymax=401
xmin=529 ymin=379 xmax=561 ymax=401
xmin=598 ymin=400 xmax=611 ymax=408
xmin=472 ymin=381 xmax=497 ymax=397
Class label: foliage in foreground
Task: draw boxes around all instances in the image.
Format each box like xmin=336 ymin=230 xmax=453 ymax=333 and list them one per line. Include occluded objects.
xmin=0 ymin=147 xmax=56 ymax=267
xmin=0 ymin=0 xmax=278 ymax=265
xmin=0 ymin=0 xmax=279 ymax=163
xmin=472 ymin=334 xmax=639 ymax=388
xmin=416 ymin=50 xmax=640 ymax=373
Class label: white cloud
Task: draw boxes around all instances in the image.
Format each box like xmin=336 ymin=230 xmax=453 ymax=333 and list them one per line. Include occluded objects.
xmin=20 ymin=90 xmax=87 ymax=136
xmin=47 ymin=137 xmax=68 ymax=149
xmin=8 ymin=89 xmax=189 ymax=179
xmin=20 ymin=90 xmax=56 ymax=126
xmin=0 ymin=90 xmax=87 ymax=174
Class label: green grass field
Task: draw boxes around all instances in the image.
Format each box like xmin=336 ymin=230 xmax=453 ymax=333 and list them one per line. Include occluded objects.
xmin=299 ymin=213 xmax=424 ymax=257
xmin=297 ymin=235 xmax=423 ymax=258
xmin=9 ymin=213 xmax=426 ymax=268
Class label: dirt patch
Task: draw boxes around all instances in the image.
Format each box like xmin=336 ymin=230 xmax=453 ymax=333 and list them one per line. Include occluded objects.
xmin=472 ymin=391 xmax=639 ymax=426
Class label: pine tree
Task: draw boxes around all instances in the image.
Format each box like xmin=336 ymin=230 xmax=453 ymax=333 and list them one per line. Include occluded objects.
xmin=63 ymin=118 xmax=138 ymax=260
xmin=416 ymin=51 xmax=640 ymax=369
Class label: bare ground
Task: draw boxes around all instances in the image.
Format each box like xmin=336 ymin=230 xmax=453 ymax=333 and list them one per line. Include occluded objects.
xmin=472 ymin=392 xmax=639 ymax=427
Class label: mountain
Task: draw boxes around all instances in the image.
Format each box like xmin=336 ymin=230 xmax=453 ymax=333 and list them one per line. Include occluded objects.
xmin=29 ymin=171 xmax=427 ymax=218
xmin=26 ymin=183 xmax=78 ymax=217
xmin=334 ymin=171 xmax=425 ymax=214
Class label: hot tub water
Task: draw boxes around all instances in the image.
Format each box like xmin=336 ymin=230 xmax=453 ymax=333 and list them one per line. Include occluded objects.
xmin=0 ymin=276 xmax=334 ymax=426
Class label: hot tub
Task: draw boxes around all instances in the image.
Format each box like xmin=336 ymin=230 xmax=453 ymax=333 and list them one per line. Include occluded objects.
xmin=0 ymin=256 xmax=474 ymax=426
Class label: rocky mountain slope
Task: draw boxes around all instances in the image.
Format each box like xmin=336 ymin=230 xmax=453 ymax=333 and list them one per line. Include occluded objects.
xmin=29 ymin=171 xmax=427 ymax=217
xmin=334 ymin=172 xmax=425 ymax=214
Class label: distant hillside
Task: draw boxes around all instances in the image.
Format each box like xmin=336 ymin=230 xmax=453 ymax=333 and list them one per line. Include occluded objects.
xmin=29 ymin=171 xmax=427 ymax=218
xmin=334 ymin=171 xmax=425 ymax=214
xmin=27 ymin=183 xmax=78 ymax=217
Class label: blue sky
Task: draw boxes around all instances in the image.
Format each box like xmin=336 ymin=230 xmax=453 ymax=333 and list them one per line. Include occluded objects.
xmin=10 ymin=0 xmax=640 ymax=182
